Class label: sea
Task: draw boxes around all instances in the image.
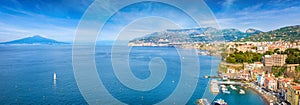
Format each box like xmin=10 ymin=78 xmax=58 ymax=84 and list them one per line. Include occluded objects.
xmin=0 ymin=45 xmax=267 ymax=105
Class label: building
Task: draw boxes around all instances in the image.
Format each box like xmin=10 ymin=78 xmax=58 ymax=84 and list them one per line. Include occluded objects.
xmin=257 ymin=74 xmax=265 ymax=86
xmin=287 ymin=84 xmax=300 ymax=105
xmin=272 ymin=54 xmax=287 ymax=66
xmin=263 ymin=54 xmax=287 ymax=67
xmin=278 ymin=78 xmax=294 ymax=100
xmin=240 ymin=70 xmax=251 ymax=80
xmin=263 ymin=55 xmax=273 ymax=67
xmin=253 ymin=62 xmax=264 ymax=69
xmin=264 ymin=76 xmax=277 ymax=91
xmin=287 ymin=64 xmax=300 ymax=73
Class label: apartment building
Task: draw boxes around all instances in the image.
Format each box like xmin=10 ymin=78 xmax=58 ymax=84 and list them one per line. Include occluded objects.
xmin=263 ymin=54 xmax=287 ymax=67
xmin=287 ymin=84 xmax=300 ymax=105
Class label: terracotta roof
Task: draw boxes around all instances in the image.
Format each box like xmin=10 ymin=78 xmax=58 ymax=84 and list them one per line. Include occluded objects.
xmin=254 ymin=62 xmax=262 ymax=64
xmin=253 ymin=69 xmax=264 ymax=74
xmin=280 ymin=78 xmax=294 ymax=82
xmin=293 ymin=86 xmax=300 ymax=90
xmin=265 ymin=77 xmax=275 ymax=81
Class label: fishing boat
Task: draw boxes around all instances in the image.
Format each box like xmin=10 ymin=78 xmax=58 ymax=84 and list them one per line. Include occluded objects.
xmin=239 ymin=89 xmax=245 ymax=94
xmin=230 ymin=85 xmax=237 ymax=90
xmin=213 ymin=99 xmax=228 ymax=105
xmin=53 ymin=72 xmax=57 ymax=80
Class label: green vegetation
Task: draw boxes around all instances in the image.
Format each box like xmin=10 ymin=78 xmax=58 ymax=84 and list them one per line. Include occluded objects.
xmin=284 ymin=48 xmax=300 ymax=64
xmin=223 ymin=48 xmax=300 ymax=64
xmin=272 ymin=66 xmax=286 ymax=77
xmin=294 ymin=79 xmax=300 ymax=84
xmin=293 ymin=66 xmax=300 ymax=83
xmin=243 ymin=25 xmax=300 ymax=42
xmin=296 ymin=66 xmax=300 ymax=72
xmin=218 ymin=65 xmax=227 ymax=73
xmin=224 ymin=51 xmax=262 ymax=64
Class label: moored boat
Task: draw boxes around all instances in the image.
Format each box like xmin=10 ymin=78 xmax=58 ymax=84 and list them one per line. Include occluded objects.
xmin=220 ymin=85 xmax=226 ymax=88
xmin=213 ymin=99 xmax=228 ymax=105
xmin=239 ymin=89 xmax=245 ymax=94
xmin=230 ymin=85 xmax=237 ymax=90
xmin=222 ymin=90 xmax=230 ymax=94
xmin=221 ymin=87 xmax=228 ymax=91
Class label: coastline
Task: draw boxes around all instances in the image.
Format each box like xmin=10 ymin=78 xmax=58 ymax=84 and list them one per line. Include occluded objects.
xmin=247 ymin=85 xmax=270 ymax=105
xmin=245 ymin=83 xmax=277 ymax=105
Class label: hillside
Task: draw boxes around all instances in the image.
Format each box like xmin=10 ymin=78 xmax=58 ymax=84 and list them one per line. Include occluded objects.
xmin=242 ymin=25 xmax=300 ymax=41
xmin=0 ymin=35 xmax=68 ymax=45
xmin=129 ymin=27 xmax=260 ymax=44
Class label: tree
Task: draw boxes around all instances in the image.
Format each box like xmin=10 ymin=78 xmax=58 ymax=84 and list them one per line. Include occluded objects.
xmin=265 ymin=51 xmax=274 ymax=55
xmin=226 ymin=57 xmax=236 ymax=63
xmin=274 ymin=48 xmax=280 ymax=54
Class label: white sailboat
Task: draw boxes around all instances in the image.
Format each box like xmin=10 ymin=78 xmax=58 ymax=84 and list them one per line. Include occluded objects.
xmin=53 ymin=72 xmax=57 ymax=80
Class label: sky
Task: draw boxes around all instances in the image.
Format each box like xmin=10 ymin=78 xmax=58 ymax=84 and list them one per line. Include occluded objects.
xmin=0 ymin=0 xmax=299 ymax=42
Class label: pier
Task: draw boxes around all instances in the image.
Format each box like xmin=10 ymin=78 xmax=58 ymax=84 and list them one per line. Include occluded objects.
xmin=210 ymin=79 xmax=245 ymax=93
xmin=204 ymin=75 xmax=221 ymax=78
xmin=217 ymin=81 xmax=244 ymax=85
xmin=210 ymin=79 xmax=219 ymax=93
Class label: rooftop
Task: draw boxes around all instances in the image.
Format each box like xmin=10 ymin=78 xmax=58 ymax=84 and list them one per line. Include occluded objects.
xmin=293 ymin=85 xmax=300 ymax=90
xmin=264 ymin=55 xmax=271 ymax=57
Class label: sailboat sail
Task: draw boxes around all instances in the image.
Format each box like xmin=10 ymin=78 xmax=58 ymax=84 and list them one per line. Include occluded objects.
xmin=54 ymin=72 xmax=57 ymax=80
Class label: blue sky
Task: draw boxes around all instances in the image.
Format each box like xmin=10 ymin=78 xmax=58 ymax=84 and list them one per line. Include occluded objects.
xmin=0 ymin=0 xmax=299 ymax=42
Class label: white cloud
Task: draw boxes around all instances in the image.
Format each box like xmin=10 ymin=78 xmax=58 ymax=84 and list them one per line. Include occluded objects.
xmin=222 ymin=0 xmax=236 ymax=10
xmin=215 ymin=4 xmax=300 ymax=31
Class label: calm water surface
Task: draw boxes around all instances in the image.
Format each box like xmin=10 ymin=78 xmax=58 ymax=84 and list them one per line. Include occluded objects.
xmin=0 ymin=45 xmax=267 ymax=105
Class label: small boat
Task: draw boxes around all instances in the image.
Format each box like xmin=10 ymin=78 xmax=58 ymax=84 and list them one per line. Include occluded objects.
xmin=222 ymin=90 xmax=230 ymax=94
xmin=239 ymin=89 xmax=245 ymax=94
xmin=220 ymin=85 xmax=226 ymax=88
xmin=53 ymin=72 xmax=57 ymax=80
xmin=221 ymin=87 xmax=228 ymax=91
xmin=230 ymin=85 xmax=237 ymax=90
xmin=213 ymin=99 xmax=228 ymax=105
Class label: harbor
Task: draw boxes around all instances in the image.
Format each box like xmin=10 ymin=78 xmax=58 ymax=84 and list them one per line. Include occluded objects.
xmin=210 ymin=79 xmax=246 ymax=94
xmin=205 ymin=79 xmax=268 ymax=105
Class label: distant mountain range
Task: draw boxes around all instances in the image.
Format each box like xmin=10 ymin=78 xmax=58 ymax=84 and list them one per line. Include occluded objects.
xmin=242 ymin=25 xmax=300 ymax=42
xmin=1 ymin=25 xmax=298 ymax=45
xmin=129 ymin=25 xmax=299 ymax=44
xmin=129 ymin=27 xmax=262 ymax=44
xmin=0 ymin=35 xmax=68 ymax=45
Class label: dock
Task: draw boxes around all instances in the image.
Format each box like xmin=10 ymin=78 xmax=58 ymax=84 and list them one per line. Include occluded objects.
xmin=204 ymin=75 xmax=221 ymax=78
xmin=210 ymin=79 xmax=246 ymax=93
xmin=218 ymin=81 xmax=244 ymax=85
xmin=210 ymin=79 xmax=219 ymax=93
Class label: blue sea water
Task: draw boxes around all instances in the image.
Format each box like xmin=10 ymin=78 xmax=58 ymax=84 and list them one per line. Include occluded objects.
xmin=0 ymin=45 xmax=267 ymax=105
